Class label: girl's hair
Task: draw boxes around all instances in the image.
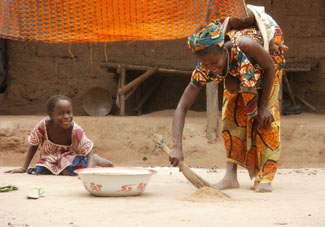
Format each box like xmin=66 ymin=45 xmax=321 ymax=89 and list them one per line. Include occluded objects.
xmin=47 ymin=95 xmax=71 ymax=113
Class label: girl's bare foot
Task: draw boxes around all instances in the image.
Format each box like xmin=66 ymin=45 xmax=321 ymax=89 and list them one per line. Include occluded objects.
xmin=255 ymin=183 xmax=272 ymax=193
xmin=87 ymin=153 xmax=113 ymax=168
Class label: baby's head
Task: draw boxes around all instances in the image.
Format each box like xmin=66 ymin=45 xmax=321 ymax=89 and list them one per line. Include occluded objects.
xmin=229 ymin=9 xmax=255 ymax=30
xmin=47 ymin=95 xmax=73 ymax=128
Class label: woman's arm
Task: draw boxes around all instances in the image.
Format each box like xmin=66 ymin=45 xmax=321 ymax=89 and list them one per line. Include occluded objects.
xmin=239 ymin=36 xmax=275 ymax=126
xmin=171 ymin=83 xmax=202 ymax=168
xmin=4 ymin=145 xmax=38 ymax=173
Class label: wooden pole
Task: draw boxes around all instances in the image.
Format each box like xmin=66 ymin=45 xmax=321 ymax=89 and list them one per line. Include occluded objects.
xmin=135 ymin=86 xmax=142 ymax=115
xmin=206 ymin=82 xmax=220 ymax=143
xmin=115 ymin=71 xmax=121 ymax=108
xmin=124 ymin=87 xmax=137 ymax=101
xmin=100 ymin=62 xmax=192 ymax=76
xmin=283 ymin=72 xmax=296 ymax=106
xmin=295 ymin=94 xmax=316 ymax=111
xmin=134 ymin=79 xmax=161 ymax=112
xmin=120 ymin=66 xmax=126 ymax=116
xmin=118 ymin=67 xmax=158 ymax=96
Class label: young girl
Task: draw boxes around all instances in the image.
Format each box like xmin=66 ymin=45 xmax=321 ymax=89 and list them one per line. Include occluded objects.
xmin=5 ymin=95 xmax=113 ymax=175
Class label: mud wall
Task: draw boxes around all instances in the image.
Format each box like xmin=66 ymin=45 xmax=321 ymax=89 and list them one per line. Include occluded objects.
xmin=0 ymin=0 xmax=324 ymax=115
xmin=0 ymin=39 xmax=205 ymax=115
xmin=249 ymin=0 xmax=325 ymax=113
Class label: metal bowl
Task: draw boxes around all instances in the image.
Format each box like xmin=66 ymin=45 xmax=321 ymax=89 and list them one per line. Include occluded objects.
xmin=83 ymin=87 xmax=112 ymax=116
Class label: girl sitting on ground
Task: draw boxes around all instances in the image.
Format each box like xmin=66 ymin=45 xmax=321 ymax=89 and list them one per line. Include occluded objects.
xmin=5 ymin=95 xmax=113 ymax=175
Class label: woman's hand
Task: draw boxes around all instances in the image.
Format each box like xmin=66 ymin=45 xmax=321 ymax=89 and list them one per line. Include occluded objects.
xmin=4 ymin=167 xmax=27 ymax=174
xmin=169 ymin=147 xmax=184 ymax=170
xmin=258 ymin=105 xmax=275 ymax=126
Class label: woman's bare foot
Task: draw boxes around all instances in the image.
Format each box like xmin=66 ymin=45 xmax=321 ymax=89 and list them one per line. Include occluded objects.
xmin=213 ymin=162 xmax=240 ymax=190
xmin=255 ymin=183 xmax=272 ymax=193
xmin=213 ymin=177 xmax=240 ymax=190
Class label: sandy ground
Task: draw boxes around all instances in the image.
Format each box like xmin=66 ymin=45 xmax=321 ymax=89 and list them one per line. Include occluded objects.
xmin=0 ymin=110 xmax=325 ymax=227
xmin=1 ymin=167 xmax=325 ymax=227
xmin=0 ymin=111 xmax=325 ymax=168
xmin=1 ymin=111 xmax=325 ymax=226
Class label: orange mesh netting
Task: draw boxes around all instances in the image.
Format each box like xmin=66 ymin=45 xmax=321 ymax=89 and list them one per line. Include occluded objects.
xmin=0 ymin=0 xmax=247 ymax=43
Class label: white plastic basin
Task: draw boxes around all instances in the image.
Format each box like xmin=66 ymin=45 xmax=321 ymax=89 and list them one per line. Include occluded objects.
xmin=74 ymin=167 xmax=157 ymax=196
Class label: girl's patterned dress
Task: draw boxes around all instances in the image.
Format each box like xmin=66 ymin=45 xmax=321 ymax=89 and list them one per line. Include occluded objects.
xmin=28 ymin=118 xmax=93 ymax=175
xmin=190 ymin=27 xmax=285 ymax=189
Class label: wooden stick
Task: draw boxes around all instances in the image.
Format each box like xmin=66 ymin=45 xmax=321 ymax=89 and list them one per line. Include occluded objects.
xmin=124 ymin=87 xmax=137 ymax=101
xmin=153 ymin=134 xmax=211 ymax=188
xmin=100 ymin=62 xmax=192 ymax=75
xmin=134 ymin=79 xmax=161 ymax=112
xmin=283 ymin=72 xmax=296 ymax=106
xmin=119 ymin=66 xmax=126 ymax=116
xmin=118 ymin=67 xmax=158 ymax=96
xmin=115 ymin=72 xmax=121 ymax=108
xmin=206 ymin=82 xmax=219 ymax=143
xmin=153 ymin=134 xmax=229 ymax=198
xmin=295 ymin=94 xmax=316 ymax=111
xmin=284 ymin=61 xmax=319 ymax=72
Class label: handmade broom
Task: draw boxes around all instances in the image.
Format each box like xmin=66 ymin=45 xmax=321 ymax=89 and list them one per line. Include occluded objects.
xmin=153 ymin=134 xmax=228 ymax=198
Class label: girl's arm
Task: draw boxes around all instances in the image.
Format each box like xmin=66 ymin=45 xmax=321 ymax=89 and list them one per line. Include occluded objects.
xmin=171 ymin=83 xmax=202 ymax=169
xmin=239 ymin=36 xmax=275 ymax=126
xmin=4 ymin=145 xmax=38 ymax=173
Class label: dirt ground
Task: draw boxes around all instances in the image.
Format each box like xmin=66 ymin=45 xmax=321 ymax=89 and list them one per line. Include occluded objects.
xmin=1 ymin=167 xmax=325 ymax=227
xmin=0 ymin=111 xmax=325 ymax=226
xmin=0 ymin=111 xmax=325 ymax=168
